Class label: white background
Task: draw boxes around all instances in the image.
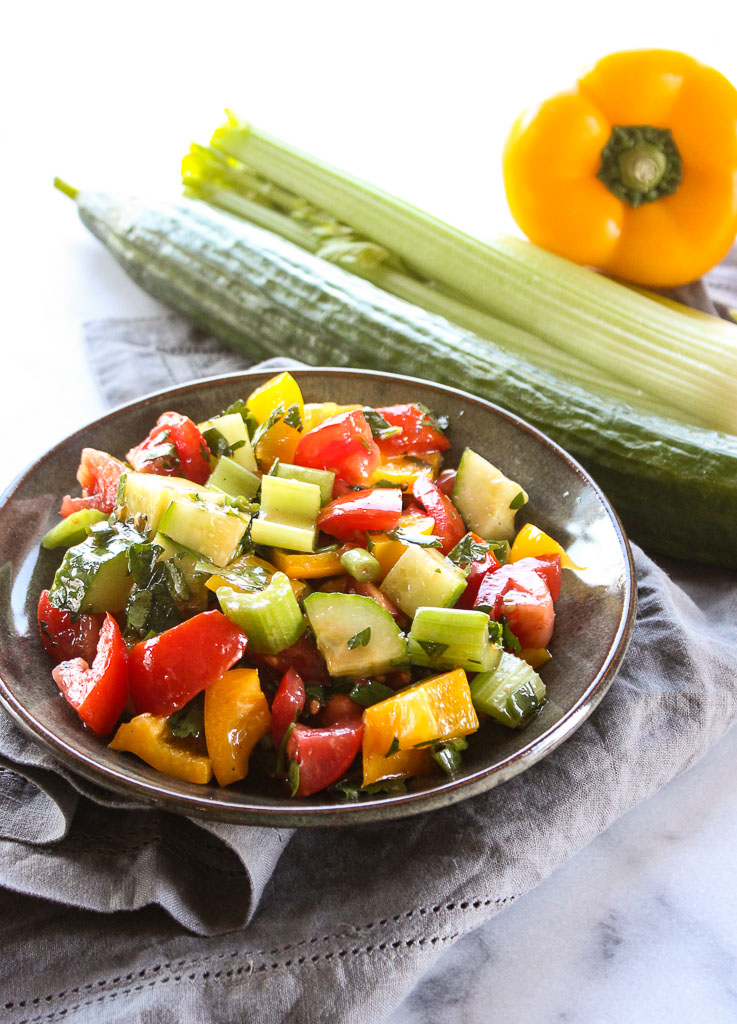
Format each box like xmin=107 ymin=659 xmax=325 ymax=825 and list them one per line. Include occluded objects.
xmin=2 ymin=3 xmax=737 ymax=1021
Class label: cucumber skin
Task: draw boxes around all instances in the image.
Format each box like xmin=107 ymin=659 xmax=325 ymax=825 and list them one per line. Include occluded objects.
xmin=75 ymin=191 xmax=737 ymax=567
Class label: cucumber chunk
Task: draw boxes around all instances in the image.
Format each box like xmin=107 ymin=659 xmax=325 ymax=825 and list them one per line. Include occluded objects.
xmin=158 ymin=497 xmax=250 ymax=567
xmin=117 ymin=472 xmax=226 ymax=535
xmin=380 ymin=545 xmax=466 ymax=618
xmin=48 ymin=520 xmax=144 ymax=614
xmin=198 ymin=412 xmax=257 ymax=472
xmin=304 ymin=592 xmax=408 ymax=677
xmin=407 ymin=607 xmax=502 ymax=673
xmin=469 ymin=651 xmax=546 ymax=727
xmin=452 ymin=448 xmax=528 ymax=541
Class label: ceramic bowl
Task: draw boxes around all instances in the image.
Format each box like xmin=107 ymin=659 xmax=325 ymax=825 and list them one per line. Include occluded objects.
xmin=0 ymin=368 xmax=636 ymax=826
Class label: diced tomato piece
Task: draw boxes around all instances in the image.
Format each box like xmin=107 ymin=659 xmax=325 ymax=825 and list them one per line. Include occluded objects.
xmin=320 ymin=693 xmax=364 ymax=727
xmin=285 ymin=720 xmax=364 ymax=797
xmin=474 ymin=562 xmax=556 ymax=649
xmin=38 ymin=589 xmax=105 ymax=665
xmin=455 ymin=534 xmax=502 ymax=609
xmin=271 ymin=668 xmax=306 ymax=748
xmin=128 ymin=611 xmax=247 ymax=716
xmin=374 ymin=404 xmax=450 ymax=456
xmin=410 ymin=477 xmax=466 ymax=554
xmin=513 ymin=554 xmax=562 ymax=601
xmin=317 ymin=488 xmax=403 ymax=541
xmin=60 ymin=448 xmax=125 ymax=517
xmin=51 ymin=613 xmax=128 ymax=736
xmin=436 ymin=468 xmax=457 ymax=496
xmin=247 ymin=633 xmax=329 ymax=684
xmin=126 ymin=411 xmax=212 ymax=485
xmin=294 ymin=410 xmax=380 ymax=487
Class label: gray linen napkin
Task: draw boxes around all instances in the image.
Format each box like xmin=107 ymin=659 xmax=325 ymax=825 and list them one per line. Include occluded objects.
xmin=1 ymin=257 xmax=737 ymax=1022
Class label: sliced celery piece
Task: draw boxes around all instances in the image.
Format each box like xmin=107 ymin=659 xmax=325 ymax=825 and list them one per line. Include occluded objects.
xmin=216 ymin=571 xmax=305 ymax=653
xmin=41 ymin=508 xmax=108 ymax=550
xmin=407 ymin=607 xmax=502 ymax=673
xmin=275 ymin=462 xmax=334 ymax=505
xmin=340 ymin=548 xmax=381 ymax=583
xmin=470 ymin=652 xmax=546 ymax=728
xmin=251 ymin=474 xmax=321 ymax=553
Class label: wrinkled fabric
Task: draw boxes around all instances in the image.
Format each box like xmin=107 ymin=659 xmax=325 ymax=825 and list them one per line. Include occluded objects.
xmin=1 ymin=251 xmax=736 ymax=1022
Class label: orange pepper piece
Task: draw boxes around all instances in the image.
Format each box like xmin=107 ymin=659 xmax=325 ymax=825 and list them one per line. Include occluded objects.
xmin=109 ymin=714 xmax=213 ymax=784
xmin=503 ymin=49 xmax=737 ymax=287
xmin=204 ymin=668 xmax=271 ymax=787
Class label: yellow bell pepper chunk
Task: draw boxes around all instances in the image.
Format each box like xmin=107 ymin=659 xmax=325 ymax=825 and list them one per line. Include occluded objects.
xmin=204 ymin=668 xmax=271 ymax=787
xmin=370 ymin=452 xmax=442 ymax=487
xmin=362 ymin=668 xmax=479 ymax=785
xmin=254 ymin=420 xmax=302 ymax=472
xmin=246 ymin=372 xmax=304 ymax=425
xmin=109 ymin=714 xmax=213 ymax=784
xmin=270 ymin=548 xmax=345 ymax=579
xmin=510 ymin=523 xmax=582 ymax=570
xmin=301 ymin=402 xmax=362 ymax=433
xmin=520 ymin=647 xmax=552 ymax=669
xmin=362 ymin=747 xmax=434 ymax=787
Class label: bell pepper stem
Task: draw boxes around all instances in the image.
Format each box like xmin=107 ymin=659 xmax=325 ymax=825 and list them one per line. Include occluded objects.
xmin=597 ymin=125 xmax=682 ymax=207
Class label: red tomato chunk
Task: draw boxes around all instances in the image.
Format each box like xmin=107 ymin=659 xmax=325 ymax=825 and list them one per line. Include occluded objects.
xmin=129 ymin=611 xmax=247 ymax=716
xmin=375 ymin=404 xmax=450 ymax=455
xmin=127 ymin=412 xmax=212 ymax=486
xmin=285 ymin=720 xmax=364 ymax=797
xmin=317 ymin=488 xmax=403 ymax=540
xmin=474 ymin=556 xmax=560 ymax=649
xmin=38 ymin=590 xmax=105 ymax=665
xmin=51 ymin=613 xmax=128 ymax=737
xmin=294 ymin=410 xmax=380 ymax=487
xmin=60 ymin=448 xmax=125 ymax=517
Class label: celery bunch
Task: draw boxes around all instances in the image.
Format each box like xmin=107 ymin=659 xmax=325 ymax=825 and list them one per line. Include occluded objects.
xmin=182 ymin=113 xmax=737 ymax=435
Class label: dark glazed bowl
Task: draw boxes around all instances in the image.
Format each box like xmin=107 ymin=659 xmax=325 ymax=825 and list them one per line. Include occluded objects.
xmin=0 ymin=368 xmax=636 ymax=826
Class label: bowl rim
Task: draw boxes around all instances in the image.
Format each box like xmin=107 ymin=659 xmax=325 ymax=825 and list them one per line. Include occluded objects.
xmin=0 ymin=367 xmax=637 ymax=827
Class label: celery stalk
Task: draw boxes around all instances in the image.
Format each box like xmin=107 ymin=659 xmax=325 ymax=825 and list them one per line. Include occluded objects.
xmin=199 ymin=114 xmax=737 ymax=434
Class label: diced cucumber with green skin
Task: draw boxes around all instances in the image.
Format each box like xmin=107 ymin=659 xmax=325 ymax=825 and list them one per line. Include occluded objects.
xmin=217 ymin=572 xmax=305 ymax=653
xmin=251 ymin=474 xmax=321 ymax=553
xmin=469 ymin=651 xmax=546 ymax=728
xmin=41 ymin=508 xmax=108 ymax=550
xmin=158 ymin=497 xmax=250 ymax=567
xmin=117 ymin=472 xmax=227 ymax=535
xmin=304 ymin=592 xmax=408 ymax=677
xmin=198 ymin=412 xmax=257 ymax=471
xmin=275 ymin=463 xmax=335 ymax=505
xmin=452 ymin=448 xmax=528 ymax=542
xmin=207 ymin=456 xmax=261 ymax=499
xmin=407 ymin=607 xmax=503 ymax=673
xmin=49 ymin=521 xmax=144 ymax=614
xmin=152 ymin=533 xmax=211 ymax=613
xmin=380 ymin=545 xmax=466 ymax=618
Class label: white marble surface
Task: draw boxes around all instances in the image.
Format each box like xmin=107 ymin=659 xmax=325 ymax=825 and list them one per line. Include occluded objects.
xmin=3 ymin=5 xmax=737 ymax=1022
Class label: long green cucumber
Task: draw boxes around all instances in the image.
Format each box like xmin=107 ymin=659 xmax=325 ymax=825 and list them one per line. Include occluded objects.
xmin=68 ymin=190 xmax=737 ymax=567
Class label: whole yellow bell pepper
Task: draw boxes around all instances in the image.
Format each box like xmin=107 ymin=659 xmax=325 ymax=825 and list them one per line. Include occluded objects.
xmin=503 ymin=50 xmax=737 ymax=287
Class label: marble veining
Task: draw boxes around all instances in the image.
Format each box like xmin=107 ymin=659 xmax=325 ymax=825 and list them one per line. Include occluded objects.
xmin=386 ymin=720 xmax=737 ymax=1024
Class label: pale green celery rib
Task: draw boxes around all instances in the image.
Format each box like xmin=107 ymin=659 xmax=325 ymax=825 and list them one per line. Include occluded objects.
xmin=210 ymin=119 xmax=737 ymax=434
xmin=184 ymin=157 xmax=700 ymax=425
